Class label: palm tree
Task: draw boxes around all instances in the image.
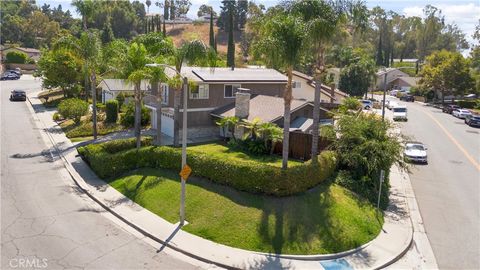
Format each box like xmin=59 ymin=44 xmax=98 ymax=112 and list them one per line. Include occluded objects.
xmin=257 ymin=13 xmax=306 ymax=169
xmin=291 ymin=0 xmax=367 ymax=163
xmin=112 ymin=43 xmax=151 ymax=149
xmin=170 ymin=40 xmax=216 ymax=146
xmin=240 ymin=117 xmax=262 ymax=140
xmin=216 ymin=116 xmax=239 ymax=140
xmin=72 ymin=0 xmax=96 ymax=31
xmin=146 ymin=0 xmax=152 ymax=13
xmin=258 ymin=122 xmax=283 ymax=154
xmin=147 ymin=66 xmax=168 ymax=145
xmin=54 ymin=31 xmax=102 ymax=139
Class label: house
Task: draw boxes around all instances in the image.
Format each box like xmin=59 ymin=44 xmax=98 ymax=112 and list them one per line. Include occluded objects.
xmin=97 ymin=79 xmax=151 ymax=103
xmin=144 ymin=67 xmax=293 ymax=139
xmin=389 ymin=77 xmax=420 ymax=91
xmin=291 ymin=70 xmax=348 ymax=104
xmin=210 ymin=89 xmax=332 ymax=138
xmin=375 ymin=68 xmax=409 ymax=90
xmin=1 ymin=46 xmax=41 ymax=62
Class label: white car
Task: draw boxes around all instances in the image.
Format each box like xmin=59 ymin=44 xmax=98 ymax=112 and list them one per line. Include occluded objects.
xmin=387 ymin=101 xmax=398 ymax=110
xmin=404 ymin=142 xmax=428 ymax=164
xmin=452 ymin=109 xmax=472 ymax=119
xmin=393 ymin=105 xmax=407 ymax=121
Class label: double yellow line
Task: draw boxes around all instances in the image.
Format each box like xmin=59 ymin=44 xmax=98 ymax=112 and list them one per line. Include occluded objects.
xmin=423 ymin=109 xmax=480 ymax=171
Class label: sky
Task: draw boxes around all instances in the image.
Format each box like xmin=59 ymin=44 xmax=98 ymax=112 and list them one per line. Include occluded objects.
xmin=37 ymin=0 xmax=480 ymax=48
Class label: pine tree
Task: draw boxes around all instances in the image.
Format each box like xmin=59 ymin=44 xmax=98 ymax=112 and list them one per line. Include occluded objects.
xmin=209 ymin=8 xmax=215 ymax=49
xmin=164 ymin=0 xmax=169 ymax=20
xmin=101 ymin=18 xmax=114 ymax=43
xmin=376 ymin=35 xmax=383 ymax=66
xmin=214 ymin=35 xmax=217 ymax=52
xmin=227 ymin=8 xmax=235 ymax=67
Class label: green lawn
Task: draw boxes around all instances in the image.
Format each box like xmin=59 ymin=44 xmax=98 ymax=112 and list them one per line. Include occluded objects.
xmin=110 ymin=168 xmax=383 ymax=254
xmin=188 ymin=143 xmax=303 ymax=167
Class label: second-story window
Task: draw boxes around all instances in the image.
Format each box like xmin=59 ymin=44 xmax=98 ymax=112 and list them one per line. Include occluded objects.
xmin=224 ymin=84 xmax=241 ymax=98
xmin=190 ymin=84 xmax=209 ymax=99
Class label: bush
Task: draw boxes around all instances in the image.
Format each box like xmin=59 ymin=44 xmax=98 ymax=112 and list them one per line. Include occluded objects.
xmin=336 ymin=170 xmax=390 ymax=209
xmin=58 ymin=98 xmax=89 ymax=124
xmin=456 ymin=100 xmax=478 ymax=109
xmin=5 ymin=51 xmax=28 ymax=64
xmin=105 ymin=100 xmax=119 ymax=123
xmin=53 ymin=112 xmax=62 ymax=121
xmin=120 ymin=103 xmax=150 ymax=127
xmin=78 ymin=139 xmax=337 ymax=196
xmin=116 ymin=92 xmax=126 ymax=108
xmin=96 ymin=103 xmax=106 ymax=112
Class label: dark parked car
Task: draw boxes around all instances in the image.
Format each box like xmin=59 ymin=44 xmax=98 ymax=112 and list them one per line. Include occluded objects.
xmin=442 ymin=104 xmax=460 ymax=114
xmin=0 ymin=73 xmax=20 ymax=80
xmin=10 ymin=90 xmax=26 ymax=101
xmin=465 ymin=114 xmax=480 ymax=127
xmin=400 ymin=95 xmax=415 ymax=102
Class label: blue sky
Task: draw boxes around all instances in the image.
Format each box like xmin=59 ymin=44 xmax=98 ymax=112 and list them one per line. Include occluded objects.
xmin=37 ymin=0 xmax=479 ymax=46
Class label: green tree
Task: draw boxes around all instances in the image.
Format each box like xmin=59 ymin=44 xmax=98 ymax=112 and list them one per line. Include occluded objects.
xmin=226 ymin=7 xmax=235 ymax=67
xmin=339 ymin=57 xmax=376 ymax=97
xmin=209 ymin=7 xmax=215 ymax=50
xmin=258 ymin=122 xmax=283 ymax=154
xmin=105 ymin=100 xmax=119 ymax=123
xmin=255 ymin=13 xmax=306 ymax=169
xmin=5 ymin=51 xmax=28 ymax=63
xmin=197 ymin=4 xmax=216 ymax=18
xmin=58 ymin=98 xmax=89 ymax=124
xmin=216 ymin=116 xmax=239 ymax=140
xmin=72 ymin=0 xmax=96 ymax=30
xmin=147 ymin=66 xmax=168 ymax=145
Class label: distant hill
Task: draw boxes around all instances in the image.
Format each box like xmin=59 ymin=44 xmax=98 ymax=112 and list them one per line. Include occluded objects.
xmin=165 ymin=22 xmax=242 ymax=56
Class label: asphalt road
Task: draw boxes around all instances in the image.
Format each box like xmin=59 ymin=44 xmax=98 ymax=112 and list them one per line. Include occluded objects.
xmin=384 ymin=96 xmax=480 ymax=270
xmin=1 ymin=76 xmax=203 ymax=270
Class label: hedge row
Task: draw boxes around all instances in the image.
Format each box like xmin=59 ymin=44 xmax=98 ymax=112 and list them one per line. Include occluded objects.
xmin=78 ymin=139 xmax=337 ymax=196
xmin=455 ymin=100 xmax=478 ymax=109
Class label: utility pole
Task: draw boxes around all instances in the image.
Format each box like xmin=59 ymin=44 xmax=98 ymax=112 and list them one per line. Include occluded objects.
xmin=382 ymin=71 xmax=387 ymax=121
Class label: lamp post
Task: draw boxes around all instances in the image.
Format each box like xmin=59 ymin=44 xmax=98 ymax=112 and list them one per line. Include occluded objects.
xmin=146 ymin=63 xmax=189 ymax=225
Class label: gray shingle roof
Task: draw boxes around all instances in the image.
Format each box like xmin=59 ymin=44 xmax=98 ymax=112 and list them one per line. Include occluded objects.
xmin=192 ymin=67 xmax=287 ymax=82
xmin=98 ymin=79 xmax=150 ymax=91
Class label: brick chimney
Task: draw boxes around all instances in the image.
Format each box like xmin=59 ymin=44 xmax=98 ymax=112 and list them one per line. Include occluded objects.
xmin=235 ymin=88 xmax=250 ymax=119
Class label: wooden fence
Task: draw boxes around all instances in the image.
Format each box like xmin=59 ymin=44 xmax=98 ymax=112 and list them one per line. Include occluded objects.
xmin=273 ymin=132 xmax=332 ymax=161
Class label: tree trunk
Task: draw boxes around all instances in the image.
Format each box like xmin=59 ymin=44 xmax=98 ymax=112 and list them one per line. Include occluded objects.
xmin=173 ymin=87 xmax=181 ymax=147
xmin=311 ymin=75 xmax=321 ymax=164
xmin=84 ymin=62 xmax=89 ymax=102
xmin=156 ymin=83 xmax=162 ymax=146
xmin=91 ymin=73 xmax=98 ymax=140
xmin=282 ymin=68 xmax=293 ymax=170
xmin=134 ymin=82 xmax=142 ymax=150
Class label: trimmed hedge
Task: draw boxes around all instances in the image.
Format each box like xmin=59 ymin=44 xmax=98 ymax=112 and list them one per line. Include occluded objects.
xmin=455 ymin=100 xmax=478 ymax=109
xmin=78 ymin=139 xmax=337 ymax=196
xmin=106 ymin=100 xmax=119 ymax=123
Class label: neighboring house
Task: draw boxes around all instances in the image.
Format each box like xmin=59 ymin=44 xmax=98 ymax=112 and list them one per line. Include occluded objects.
xmin=375 ymin=68 xmax=409 ymax=89
xmin=97 ymin=79 xmax=151 ymax=103
xmin=1 ymin=46 xmax=41 ymax=62
xmin=144 ymin=67 xmax=288 ymax=138
xmin=211 ymin=90 xmax=332 ymax=138
xmin=389 ymin=77 xmax=421 ymax=91
xmin=291 ymin=70 xmax=348 ymax=104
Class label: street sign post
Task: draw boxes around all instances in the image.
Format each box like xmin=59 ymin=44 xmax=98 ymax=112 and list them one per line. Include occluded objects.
xmin=179 ymin=164 xmax=192 ymax=180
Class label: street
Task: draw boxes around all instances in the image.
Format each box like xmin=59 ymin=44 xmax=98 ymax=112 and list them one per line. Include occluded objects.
xmin=1 ymin=76 xmax=202 ymax=270
xmin=385 ymin=96 xmax=480 ymax=269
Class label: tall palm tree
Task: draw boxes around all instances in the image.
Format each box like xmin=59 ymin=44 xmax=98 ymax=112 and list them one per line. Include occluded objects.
xmin=147 ymin=66 xmax=168 ymax=145
xmin=112 ymin=43 xmax=151 ymax=149
xmin=72 ymin=0 xmax=96 ymax=31
xmin=258 ymin=13 xmax=306 ymax=169
xmin=292 ymin=0 xmax=367 ymax=163
xmin=170 ymin=40 xmax=215 ymax=146
xmin=54 ymin=31 xmax=102 ymax=139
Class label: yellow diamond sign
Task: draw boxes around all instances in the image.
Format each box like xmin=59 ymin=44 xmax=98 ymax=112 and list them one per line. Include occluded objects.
xmin=179 ymin=164 xmax=192 ymax=180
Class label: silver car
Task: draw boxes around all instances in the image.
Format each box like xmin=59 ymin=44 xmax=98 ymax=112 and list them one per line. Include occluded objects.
xmin=404 ymin=142 xmax=428 ymax=164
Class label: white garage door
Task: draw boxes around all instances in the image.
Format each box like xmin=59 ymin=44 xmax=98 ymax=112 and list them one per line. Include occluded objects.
xmin=150 ymin=107 xmax=174 ymax=137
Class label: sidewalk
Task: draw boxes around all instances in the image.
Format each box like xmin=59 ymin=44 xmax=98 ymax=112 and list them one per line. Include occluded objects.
xmin=27 ymin=92 xmax=414 ymax=270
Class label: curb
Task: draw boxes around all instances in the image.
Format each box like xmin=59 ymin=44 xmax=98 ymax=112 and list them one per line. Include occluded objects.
xmin=26 ymin=94 xmax=415 ymax=269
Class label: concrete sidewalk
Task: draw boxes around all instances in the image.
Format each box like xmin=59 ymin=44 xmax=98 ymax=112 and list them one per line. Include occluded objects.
xmin=27 ymin=92 xmax=415 ymax=270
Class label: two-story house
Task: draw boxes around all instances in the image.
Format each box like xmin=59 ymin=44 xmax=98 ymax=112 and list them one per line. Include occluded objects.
xmin=144 ymin=67 xmax=288 ymax=138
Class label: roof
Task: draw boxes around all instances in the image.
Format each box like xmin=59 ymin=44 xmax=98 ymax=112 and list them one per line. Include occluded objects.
xmin=192 ymin=67 xmax=287 ymax=83
xmin=376 ymin=68 xmax=409 ymax=77
xmin=98 ymin=79 xmax=150 ymax=91
xmin=211 ymin=95 xmax=310 ymax=123
xmin=291 ymin=70 xmax=348 ymax=98
xmin=290 ymin=117 xmax=314 ymax=132
xmin=1 ymin=47 xmax=40 ymax=54
xmin=393 ymin=76 xmax=420 ymax=86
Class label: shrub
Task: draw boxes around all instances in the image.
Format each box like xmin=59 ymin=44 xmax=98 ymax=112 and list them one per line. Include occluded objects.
xmin=456 ymin=100 xmax=477 ymax=109
xmin=5 ymin=51 xmax=28 ymax=64
xmin=336 ymin=170 xmax=390 ymax=209
xmin=105 ymin=100 xmax=119 ymax=123
xmin=58 ymin=98 xmax=89 ymax=124
xmin=78 ymin=139 xmax=337 ymax=196
xmin=120 ymin=103 xmax=150 ymax=127
xmin=96 ymin=103 xmax=106 ymax=112
xmin=53 ymin=112 xmax=62 ymax=121
xmin=116 ymin=92 xmax=126 ymax=108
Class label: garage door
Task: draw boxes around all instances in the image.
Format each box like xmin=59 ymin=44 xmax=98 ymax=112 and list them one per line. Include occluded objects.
xmin=150 ymin=107 xmax=174 ymax=137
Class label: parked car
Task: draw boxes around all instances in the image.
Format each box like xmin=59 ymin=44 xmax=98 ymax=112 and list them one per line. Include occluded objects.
xmin=10 ymin=90 xmax=26 ymax=101
xmin=400 ymin=95 xmax=414 ymax=102
xmin=387 ymin=101 xmax=399 ymax=110
xmin=6 ymin=70 xmax=21 ymax=76
xmin=404 ymin=142 xmax=428 ymax=164
xmin=361 ymin=100 xmax=373 ymax=110
xmin=442 ymin=104 xmax=460 ymax=114
xmin=393 ymin=105 xmax=408 ymax=121
xmin=452 ymin=109 xmax=472 ymax=119
xmin=465 ymin=114 xmax=480 ymax=127
xmin=390 ymin=90 xmax=399 ymax=96
xmin=0 ymin=73 xmax=20 ymax=80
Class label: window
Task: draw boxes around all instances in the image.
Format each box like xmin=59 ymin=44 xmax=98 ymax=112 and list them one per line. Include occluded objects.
xmin=293 ymin=81 xmax=301 ymax=88
xmin=190 ymin=84 xmax=209 ymax=99
xmin=224 ymin=84 xmax=241 ymax=98
xmin=160 ymin=84 xmax=169 ymax=105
